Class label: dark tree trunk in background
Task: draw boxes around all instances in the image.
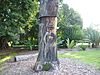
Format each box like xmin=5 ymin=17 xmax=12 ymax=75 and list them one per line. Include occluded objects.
xmin=92 ymin=43 xmax=99 ymax=48
xmin=34 ymin=0 xmax=59 ymax=71
xmin=0 ymin=36 xmax=9 ymax=50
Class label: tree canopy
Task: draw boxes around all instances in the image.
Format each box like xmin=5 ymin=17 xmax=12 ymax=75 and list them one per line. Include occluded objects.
xmin=0 ymin=0 xmax=39 ymax=49
xmin=58 ymin=4 xmax=83 ymax=27
xmin=57 ymin=3 xmax=83 ymax=47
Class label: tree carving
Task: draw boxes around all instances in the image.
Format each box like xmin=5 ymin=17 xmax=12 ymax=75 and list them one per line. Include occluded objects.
xmin=34 ymin=0 xmax=59 ymax=71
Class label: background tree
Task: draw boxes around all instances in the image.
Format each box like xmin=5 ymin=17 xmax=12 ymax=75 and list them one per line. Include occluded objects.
xmin=0 ymin=0 xmax=39 ymax=49
xmin=58 ymin=4 xmax=82 ymax=26
xmin=57 ymin=3 xmax=83 ymax=47
xmin=85 ymin=27 xmax=100 ymax=48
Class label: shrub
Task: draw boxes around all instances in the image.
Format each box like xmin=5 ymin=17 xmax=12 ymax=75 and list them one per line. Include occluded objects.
xmin=79 ymin=45 xmax=88 ymax=51
xmin=66 ymin=38 xmax=76 ymax=48
xmin=86 ymin=27 xmax=100 ymax=48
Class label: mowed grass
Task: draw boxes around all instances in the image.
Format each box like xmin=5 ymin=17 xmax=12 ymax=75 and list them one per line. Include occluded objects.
xmin=58 ymin=49 xmax=100 ymax=69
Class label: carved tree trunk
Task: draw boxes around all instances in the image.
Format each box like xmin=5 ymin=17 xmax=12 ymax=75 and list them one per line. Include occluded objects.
xmin=34 ymin=0 xmax=59 ymax=71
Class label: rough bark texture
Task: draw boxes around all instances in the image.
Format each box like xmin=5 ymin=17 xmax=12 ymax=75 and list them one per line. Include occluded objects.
xmin=39 ymin=0 xmax=58 ymax=17
xmin=34 ymin=0 xmax=59 ymax=71
xmin=0 ymin=36 xmax=9 ymax=50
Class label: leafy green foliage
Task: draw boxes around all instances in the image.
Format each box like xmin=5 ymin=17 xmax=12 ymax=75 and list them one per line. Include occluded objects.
xmin=58 ymin=25 xmax=84 ymax=48
xmin=24 ymin=40 xmax=33 ymax=50
xmin=79 ymin=44 xmax=88 ymax=51
xmin=23 ymin=37 xmax=38 ymax=50
xmin=0 ymin=0 xmax=35 ymax=35
xmin=85 ymin=27 xmax=100 ymax=47
xmin=0 ymin=0 xmax=39 ymax=48
xmin=66 ymin=38 xmax=75 ymax=48
xmin=57 ymin=3 xmax=83 ymax=47
xmin=58 ymin=4 xmax=83 ymax=27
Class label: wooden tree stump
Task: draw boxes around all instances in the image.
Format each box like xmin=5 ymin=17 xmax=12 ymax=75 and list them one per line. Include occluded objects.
xmin=34 ymin=0 xmax=59 ymax=71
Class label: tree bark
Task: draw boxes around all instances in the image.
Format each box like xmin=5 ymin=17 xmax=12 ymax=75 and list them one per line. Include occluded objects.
xmin=0 ymin=36 xmax=9 ymax=50
xmin=39 ymin=0 xmax=58 ymax=17
xmin=34 ymin=0 xmax=59 ymax=71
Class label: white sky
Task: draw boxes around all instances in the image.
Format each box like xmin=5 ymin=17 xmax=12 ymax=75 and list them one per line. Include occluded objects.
xmin=63 ymin=0 xmax=100 ymax=28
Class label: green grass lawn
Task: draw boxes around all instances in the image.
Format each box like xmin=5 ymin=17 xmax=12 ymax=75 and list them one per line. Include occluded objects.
xmin=58 ymin=49 xmax=100 ymax=69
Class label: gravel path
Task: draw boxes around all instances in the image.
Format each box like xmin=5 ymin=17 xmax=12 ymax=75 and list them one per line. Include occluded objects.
xmin=1 ymin=57 xmax=100 ymax=75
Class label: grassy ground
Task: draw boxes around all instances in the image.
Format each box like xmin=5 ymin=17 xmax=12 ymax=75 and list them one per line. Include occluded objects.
xmin=58 ymin=49 xmax=100 ymax=69
xmin=0 ymin=50 xmax=19 ymax=73
xmin=0 ymin=49 xmax=28 ymax=72
xmin=0 ymin=49 xmax=37 ymax=70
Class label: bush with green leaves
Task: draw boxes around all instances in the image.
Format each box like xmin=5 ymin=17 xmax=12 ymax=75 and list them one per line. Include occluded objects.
xmin=66 ymin=38 xmax=76 ymax=48
xmin=79 ymin=44 xmax=88 ymax=51
xmin=24 ymin=40 xmax=33 ymax=50
xmin=20 ymin=37 xmax=38 ymax=50
xmin=57 ymin=3 xmax=83 ymax=48
xmin=85 ymin=27 xmax=100 ymax=48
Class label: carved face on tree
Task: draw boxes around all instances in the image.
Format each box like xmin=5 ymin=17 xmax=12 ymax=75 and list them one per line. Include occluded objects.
xmin=46 ymin=25 xmax=54 ymax=32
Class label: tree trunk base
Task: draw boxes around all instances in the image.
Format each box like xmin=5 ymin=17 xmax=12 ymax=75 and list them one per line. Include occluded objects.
xmin=33 ymin=61 xmax=59 ymax=71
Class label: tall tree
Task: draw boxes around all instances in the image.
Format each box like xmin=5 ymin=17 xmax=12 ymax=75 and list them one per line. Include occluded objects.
xmin=34 ymin=0 xmax=59 ymax=71
xmin=57 ymin=3 xmax=83 ymax=47
xmin=58 ymin=4 xmax=83 ymax=27
xmin=0 ymin=0 xmax=38 ymax=49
